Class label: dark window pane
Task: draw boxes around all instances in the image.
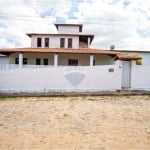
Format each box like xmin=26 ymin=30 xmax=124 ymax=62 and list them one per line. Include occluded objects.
xmin=15 ymin=58 xmax=19 ymax=64
xmin=43 ymin=58 xmax=48 ymax=65
xmin=68 ymin=59 xmax=78 ymax=66
xmin=60 ymin=38 xmax=65 ymax=48
xmin=37 ymin=38 xmax=42 ymax=47
xmin=23 ymin=58 xmax=27 ymax=65
xmin=36 ymin=58 xmax=41 ymax=65
xmin=68 ymin=38 xmax=72 ymax=48
xmin=45 ymin=38 xmax=49 ymax=47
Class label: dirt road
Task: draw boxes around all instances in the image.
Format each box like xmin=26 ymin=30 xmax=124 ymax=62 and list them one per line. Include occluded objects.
xmin=0 ymin=96 xmax=150 ymax=149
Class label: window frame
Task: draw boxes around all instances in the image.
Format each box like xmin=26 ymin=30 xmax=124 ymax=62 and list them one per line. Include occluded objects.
xmin=37 ymin=37 xmax=42 ymax=47
xmin=43 ymin=58 xmax=48 ymax=65
xmin=36 ymin=58 xmax=41 ymax=65
xmin=45 ymin=38 xmax=49 ymax=47
xmin=68 ymin=38 xmax=72 ymax=48
xmin=15 ymin=58 xmax=19 ymax=64
xmin=23 ymin=58 xmax=27 ymax=65
xmin=60 ymin=38 xmax=65 ymax=48
xmin=68 ymin=59 xmax=78 ymax=66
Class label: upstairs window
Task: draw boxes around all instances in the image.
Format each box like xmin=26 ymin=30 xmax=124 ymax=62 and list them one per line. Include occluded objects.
xmin=45 ymin=38 xmax=49 ymax=47
xmin=60 ymin=38 xmax=65 ymax=48
xmin=37 ymin=38 xmax=42 ymax=47
xmin=36 ymin=58 xmax=41 ymax=65
xmin=43 ymin=58 xmax=48 ymax=65
xmin=68 ymin=38 xmax=72 ymax=48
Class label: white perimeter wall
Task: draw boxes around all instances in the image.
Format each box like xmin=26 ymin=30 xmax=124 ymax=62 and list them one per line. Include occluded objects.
xmin=0 ymin=64 xmax=121 ymax=93
xmin=131 ymin=61 xmax=150 ymax=90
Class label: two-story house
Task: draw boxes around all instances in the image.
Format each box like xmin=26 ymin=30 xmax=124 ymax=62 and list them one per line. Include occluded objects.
xmin=0 ymin=24 xmax=128 ymax=67
xmin=0 ymin=24 xmax=144 ymax=93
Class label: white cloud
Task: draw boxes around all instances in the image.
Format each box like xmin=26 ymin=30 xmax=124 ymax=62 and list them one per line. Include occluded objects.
xmin=0 ymin=0 xmax=150 ymax=50
xmin=72 ymin=0 xmax=150 ymax=50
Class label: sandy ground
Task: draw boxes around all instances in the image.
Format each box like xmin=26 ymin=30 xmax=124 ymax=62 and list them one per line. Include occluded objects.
xmin=0 ymin=95 xmax=150 ymax=150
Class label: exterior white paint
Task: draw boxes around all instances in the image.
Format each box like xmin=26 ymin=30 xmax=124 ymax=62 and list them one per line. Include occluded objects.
xmin=0 ymin=56 xmax=9 ymax=64
xmin=139 ymin=53 xmax=150 ymax=65
xmin=130 ymin=61 xmax=150 ymax=90
xmin=54 ymin=53 xmax=58 ymax=67
xmin=31 ymin=35 xmax=79 ymax=49
xmin=90 ymin=55 xmax=94 ymax=66
xmin=19 ymin=53 xmax=23 ymax=68
xmin=57 ymin=26 xmax=80 ymax=34
xmin=0 ymin=64 xmax=121 ymax=93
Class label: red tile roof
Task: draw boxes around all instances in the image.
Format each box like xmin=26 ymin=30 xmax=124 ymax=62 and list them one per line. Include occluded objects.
xmin=0 ymin=48 xmax=141 ymax=60
xmin=115 ymin=54 xmax=142 ymax=61
xmin=0 ymin=47 xmax=121 ymax=55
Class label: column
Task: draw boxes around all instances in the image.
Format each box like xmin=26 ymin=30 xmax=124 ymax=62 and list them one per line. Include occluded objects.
xmin=19 ymin=52 xmax=23 ymax=68
xmin=90 ymin=54 xmax=94 ymax=66
xmin=88 ymin=37 xmax=90 ymax=48
xmin=54 ymin=53 xmax=58 ymax=67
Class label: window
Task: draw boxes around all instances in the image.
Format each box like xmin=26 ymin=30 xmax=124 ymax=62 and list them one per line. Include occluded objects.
xmin=15 ymin=58 xmax=27 ymax=64
xmin=93 ymin=59 xmax=95 ymax=66
xmin=68 ymin=59 xmax=78 ymax=66
xmin=43 ymin=58 xmax=48 ymax=65
xmin=36 ymin=58 xmax=41 ymax=65
xmin=60 ymin=38 xmax=65 ymax=48
xmin=15 ymin=58 xmax=19 ymax=64
xmin=23 ymin=58 xmax=27 ymax=65
xmin=45 ymin=38 xmax=49 ymax=47
xmin=37 ymin=38 xmax=42 ymax=47
xmin=68 ymin=38 xmax=72 ymax=48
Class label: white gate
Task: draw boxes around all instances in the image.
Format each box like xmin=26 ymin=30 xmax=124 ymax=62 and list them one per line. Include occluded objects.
xmin=122 ymin=61 xmax=131 ymax=88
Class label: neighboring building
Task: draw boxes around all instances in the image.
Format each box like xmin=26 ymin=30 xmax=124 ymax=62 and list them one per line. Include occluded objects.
xmin=113 ymin=50 xmax=150 ymax=65
xmin=0 ymin=23 xmax=149 ymax=93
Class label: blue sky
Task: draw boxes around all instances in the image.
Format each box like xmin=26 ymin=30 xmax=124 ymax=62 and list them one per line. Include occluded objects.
xmin=0 ymin=0 xmax=150 ymax=50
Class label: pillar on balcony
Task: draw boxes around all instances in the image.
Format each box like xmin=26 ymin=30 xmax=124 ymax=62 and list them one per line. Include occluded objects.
xmin=19 ymin=52 xmax=23 ymax=68
xmin=90 ymin=54 xmax=94 ymax=66
xmin=54 ymin=53 xmax=58 ymax=67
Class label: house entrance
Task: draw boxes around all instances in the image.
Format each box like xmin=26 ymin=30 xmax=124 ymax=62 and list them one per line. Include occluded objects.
xmin=122 ymin=61 xmax=131 ymax=88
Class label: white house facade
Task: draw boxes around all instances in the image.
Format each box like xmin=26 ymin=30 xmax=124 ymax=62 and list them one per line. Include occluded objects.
xmin=0 ymin=23 xmax=149 ymax=93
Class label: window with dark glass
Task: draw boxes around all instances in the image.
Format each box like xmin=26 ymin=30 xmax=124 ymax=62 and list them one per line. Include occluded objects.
xmin=45 ymin=38 xmax=49 ymax=47
xmin=15 ymin=58 xmax=27 ymax=64
xmin=36 ymin=58 xmax=41 ymax=65
xmin=15 ymin=58 xmax=19 ymax=64
xmin=93 ymin=59 xmax=95 ymax=66
xmin=60 ymin=38 xmax=65 ymax=48
xmin=37 ymin=38 xmax=42 ymax=47
xmin=68 ymin=38 xmax=72 ymax=48
xmin=43 ymin=58 xmax=48 ymax=65
xmin=23 ymin=58 xmax=27 ymax=65
xmin=68 ymin=59 xmax=78 ymax=66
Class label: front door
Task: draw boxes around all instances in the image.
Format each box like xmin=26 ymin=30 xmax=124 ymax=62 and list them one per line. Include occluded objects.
xmin=122 ymin=61 xmax=131 ymax=88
